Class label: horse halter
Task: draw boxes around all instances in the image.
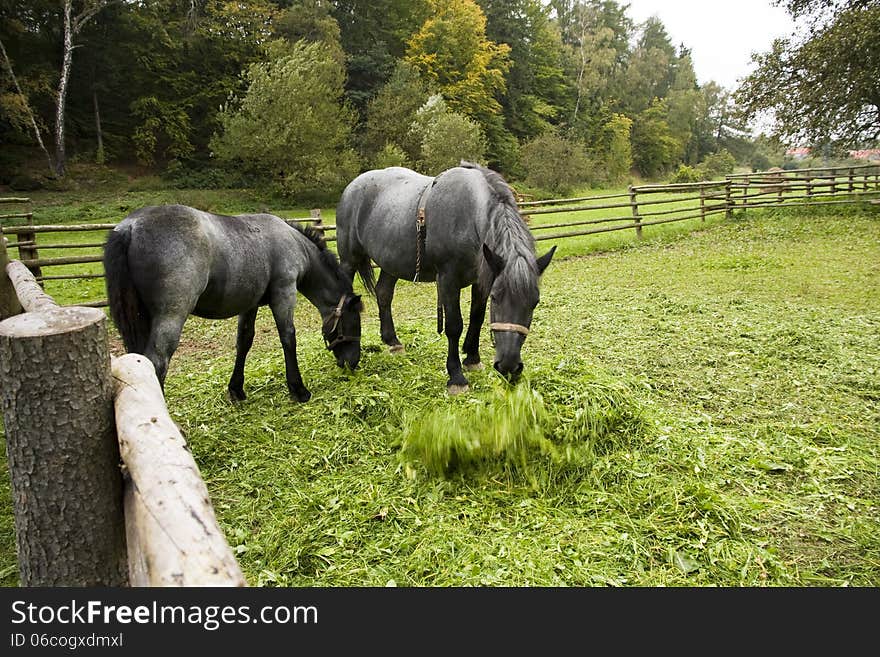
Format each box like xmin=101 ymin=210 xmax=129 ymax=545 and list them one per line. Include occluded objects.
xmin=489 ymin=322 xmax=530 ymax=346
xmin=490 ymin=322 xmax=530 ymax=336
xmin=323 ymin=295 xmax=360 ymax=350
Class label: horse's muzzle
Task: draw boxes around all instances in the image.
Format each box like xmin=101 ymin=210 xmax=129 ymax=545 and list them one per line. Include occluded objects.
xmin=334 ymin=343 xmax=360 ymax=371
xmin=494 ymin=359 xmax=524 ymax=381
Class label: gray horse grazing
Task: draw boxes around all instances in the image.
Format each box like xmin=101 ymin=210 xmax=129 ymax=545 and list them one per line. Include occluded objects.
xmin=336 ymin=162 xmax=555 ymax=394
xmin=103 ymin=204 xmax=362 ymax=402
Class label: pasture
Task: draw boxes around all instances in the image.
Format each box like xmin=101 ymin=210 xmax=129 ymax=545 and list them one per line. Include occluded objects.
xmin=0 ymin=191 xmax=878 ymax=586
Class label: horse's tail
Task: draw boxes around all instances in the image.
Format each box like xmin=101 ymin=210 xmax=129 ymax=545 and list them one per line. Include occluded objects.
xmin=353 ymin=256 xmax=376 ymax=297
xmin=103 ymin=223 xmax=150 ymax=353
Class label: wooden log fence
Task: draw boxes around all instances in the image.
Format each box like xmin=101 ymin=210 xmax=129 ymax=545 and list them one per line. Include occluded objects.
xmin=0 ymin=236 xmax=245 ymax=586
xmin=0 ymin=163 xmax=877 ymax=306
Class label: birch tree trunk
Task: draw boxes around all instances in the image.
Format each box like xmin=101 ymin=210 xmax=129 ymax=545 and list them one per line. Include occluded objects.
xmin=53 ymin=0 xmax=75 ymax=177
xmin=53 ymin=0 xmax=114 ymax=178
xmin=0 ymin=37 xmax=54 ymax=174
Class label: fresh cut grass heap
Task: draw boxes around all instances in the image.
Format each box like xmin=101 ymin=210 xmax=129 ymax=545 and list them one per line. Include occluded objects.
xmin=399 ymin=365 xmax=648 ymax=479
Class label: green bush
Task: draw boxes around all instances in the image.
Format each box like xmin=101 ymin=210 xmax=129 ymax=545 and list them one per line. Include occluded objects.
xmin=696 ymin=149 xmax=736 ymax=180
xmin=419 ymin=112 xmax=487 ymax=175
xmin=520 ymin=130 xmax=592 ymax=195
xmin=669 ymin=164 xmax=701 ymax=184
xmin=373 ymin=143 xmax=410 ymax=169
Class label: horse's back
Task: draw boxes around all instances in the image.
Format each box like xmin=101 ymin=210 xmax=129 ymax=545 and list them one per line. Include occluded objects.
xmin=118 ymin=204 xmax=301 ymax=318
xmin=337 ymin=166 xmax=489 ymax=282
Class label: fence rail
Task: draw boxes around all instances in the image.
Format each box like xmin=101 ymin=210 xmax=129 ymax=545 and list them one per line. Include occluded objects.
xmin=1 ymin=164 xmax=878 ymax=307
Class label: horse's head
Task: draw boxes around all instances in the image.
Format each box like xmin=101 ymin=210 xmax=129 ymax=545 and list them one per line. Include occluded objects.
xmin=482 ymin=243 xmax=556 ymax=381
xmin=322 ymin=293 xmax=363 ymax=370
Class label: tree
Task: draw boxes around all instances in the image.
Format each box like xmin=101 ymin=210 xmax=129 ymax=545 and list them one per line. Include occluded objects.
xmin=476 ymin=0 xmax=568 ymax=141
xmin=549 ymin=0 xmax=632 ymax=142
xmin=631 ymin=98 xmax=679 ymax=179
xmin=331 ymin=0 xmax=430 ymax=115
xmin=362 ymin=60 xmax=428 ymax=164
xmin=664 ymin=47 xmax=700 ymax=164
xmin=735 ymin=1 xmax=880 ymax=146
xmin=0 ymin=35 xmax=52 ymax=171
xmin=405 ymin=0 xmax=511 ymax=163
xmin=593 ymin=112 xmax=632 ymax=184
xmin=0 ymin=0 xmax=116 ymax=176
xmin=210 ymin=40 xmax=359 ymax=200
xmin=620 ymin=16 xmax=677 ymax=116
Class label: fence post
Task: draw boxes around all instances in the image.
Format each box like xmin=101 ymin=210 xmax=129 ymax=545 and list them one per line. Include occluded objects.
xmin=848 ymin=167 xmax=855 ymax=193
xmin=700 ymin=185 xmax=706 ymax=222
xmin=725 ymin=180 xmax=733 ymax=219
xmin=16 ymin=202 xmax=41 ymax=281
xmin=742 ymin=177 xmax=750 ymax=214
xmin=310 ymin=208 xmax=323 ymax=237
xmin=628 ymin=185 xmax=642 ymax=240
xmin=0 ymin=264 xmax=127 ymax=586
xmin=806 ymin=174 xmax=813 ymax=203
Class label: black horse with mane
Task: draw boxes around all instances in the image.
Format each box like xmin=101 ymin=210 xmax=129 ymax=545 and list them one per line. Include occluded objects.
xmin=335 ymin=162 xmax=555 ymax=394
xmin=103 ymin=204 xmax=362 ymax=402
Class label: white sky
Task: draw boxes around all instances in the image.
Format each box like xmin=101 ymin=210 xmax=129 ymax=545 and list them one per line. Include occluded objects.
xmin=622 ymin=0 xmax=796 ymax=90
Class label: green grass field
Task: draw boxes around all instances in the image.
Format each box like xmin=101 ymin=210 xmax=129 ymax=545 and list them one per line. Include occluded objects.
xmin=1 ymin=185 xmax=878 ymax=586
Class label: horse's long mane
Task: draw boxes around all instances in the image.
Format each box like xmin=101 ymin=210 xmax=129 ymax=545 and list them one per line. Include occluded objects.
xmin=290 ymin=221 xmax=354 ymax=291
xmin=460 ymin=161 xmax=538 ymax=297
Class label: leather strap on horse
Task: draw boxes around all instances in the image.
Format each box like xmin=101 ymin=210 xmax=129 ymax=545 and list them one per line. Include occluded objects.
xmin=414 ymin=180 xmax=433 ymax=283
xmin=413 ymin=176 xmax=446 ymax=334
xmin=323 ymin=295 xmax=360 ymax=350
xmin=490 ymin=322 xmax=530 ymax=336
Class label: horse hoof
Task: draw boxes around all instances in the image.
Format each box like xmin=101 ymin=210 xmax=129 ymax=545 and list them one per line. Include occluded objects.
xmin=389 ymin=344 xmax=406 ymax=355
xmin=464 ymin=362 xmax=484 ymax=371
xmin=447 ymin=384 xmax=470 ymax=396
xmin=291 ymin=389 xmax=312 ymax=403
xmin=227 ymin=389 xmax=247 ymax=403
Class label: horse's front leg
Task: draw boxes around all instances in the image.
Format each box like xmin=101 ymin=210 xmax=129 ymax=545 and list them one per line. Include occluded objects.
xmin=439 ymin=276 xmax=468 ymax=395
xmin=227 ymin=306 xmax=258 ymax=402
xmin=270 ymin=298 xmax=311 ymax=402
xmin=462 ymin=283 xmax=488 ymax=371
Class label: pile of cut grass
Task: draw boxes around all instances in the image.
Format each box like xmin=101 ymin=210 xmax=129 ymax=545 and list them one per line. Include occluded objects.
xmin=398 ymin=363 xmax=648 ymax=480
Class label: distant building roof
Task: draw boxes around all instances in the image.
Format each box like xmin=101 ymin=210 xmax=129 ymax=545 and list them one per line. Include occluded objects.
xmin=848 ymin=149 xmax=880 ymax=161
xmin=785 ymin=147 xmax=811 ymax=158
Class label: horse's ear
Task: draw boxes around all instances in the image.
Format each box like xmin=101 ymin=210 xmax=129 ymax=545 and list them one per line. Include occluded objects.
xmin=536 ymin=245 xmax=556 ymax=275
xmin=482 ymin=243 xmax=505 ymax=277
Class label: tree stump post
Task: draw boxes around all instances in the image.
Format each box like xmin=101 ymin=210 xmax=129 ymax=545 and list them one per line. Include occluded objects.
xmin=0 ymin=304 xmax=127 ymax=586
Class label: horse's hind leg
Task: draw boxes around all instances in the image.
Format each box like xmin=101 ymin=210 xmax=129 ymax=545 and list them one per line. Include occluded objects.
xmin=376 ymin=270 xmax=404 ymax=354
xmin=227 ymin=306 xmax=258 ymax=402
xmin=144 ymin=313 xmax=187 ymax=390
xmin=462 ymin=284 xmax=487 ymax=371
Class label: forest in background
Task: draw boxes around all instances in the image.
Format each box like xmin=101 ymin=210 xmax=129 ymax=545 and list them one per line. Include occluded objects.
xmin=1 ymin=0 xmax=877 ymax=201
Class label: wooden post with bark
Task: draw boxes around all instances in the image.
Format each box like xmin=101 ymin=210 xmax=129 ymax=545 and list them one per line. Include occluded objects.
xmin=628 ymin=185 xmax=642 ymax=240
xmin=310 ymin=208 xmax=323 ymax=238
xmin=725 ymin=180 xmax=733 ymax=220
xmin=0 ymin=261 xmax=127 ymax=585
